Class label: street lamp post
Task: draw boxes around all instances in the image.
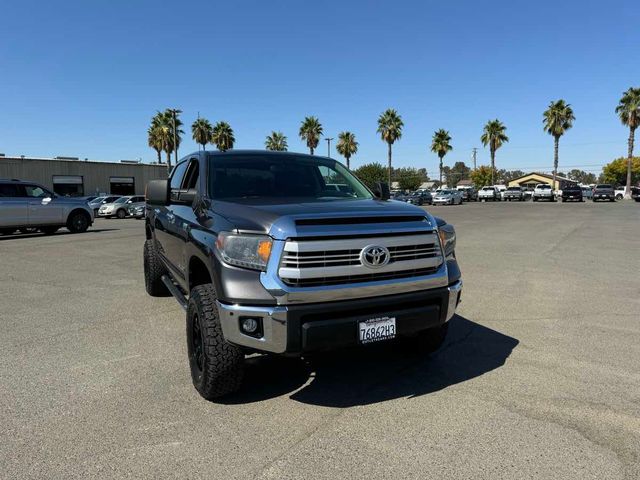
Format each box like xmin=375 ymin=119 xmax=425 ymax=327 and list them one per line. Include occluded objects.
xmin=325 ymin=138 xmax=334 ymax=158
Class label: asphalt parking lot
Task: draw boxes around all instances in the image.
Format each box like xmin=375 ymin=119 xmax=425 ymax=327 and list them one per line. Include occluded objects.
xmin=1 ymin=201 xmax=639 ymax=479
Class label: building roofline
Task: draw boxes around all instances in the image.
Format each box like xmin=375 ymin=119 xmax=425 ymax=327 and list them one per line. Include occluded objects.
xmin=0 ymin=155 xmax=166 ymax=167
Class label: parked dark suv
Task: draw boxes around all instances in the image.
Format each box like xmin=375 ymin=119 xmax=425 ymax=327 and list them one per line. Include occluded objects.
xmin=561 ymin=185 xmax=583 ymax=202
xmin=143 ymin=151 xmax=462 ymax=399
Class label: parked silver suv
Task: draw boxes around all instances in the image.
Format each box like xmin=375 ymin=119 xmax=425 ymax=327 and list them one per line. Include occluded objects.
xmin=0 ymin=179 xmax=94 ymax=235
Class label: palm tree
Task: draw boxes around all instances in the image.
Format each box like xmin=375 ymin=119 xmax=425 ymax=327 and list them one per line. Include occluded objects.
xmin=147 ymin=124 xmax=163 ymax=164
xmin=299 ymin=116 xmax=323 ymax=154
xmin=615 ymin=87 xmax=640 ymax=198
xmin=192 ymin=118 xmax=213 ymax=151
xmin=480 ymin=119 xmax=509 ymax=185
xmin=377 ymin=109 xmax=404 ymax=185
xmin=543 ymin=100 xmax=575 ymax=193
xmin=430 ymin=129 xmax=453 ymax=184
xmin=265 ymin=131 xmax=288 ymax=151
xmin=151 ymin=110 xmax=184 ymax=170
xmin=335 ymin=131 xmax=358 ymax=169
xmin=211 ymin=121 xmax=235 ymax=152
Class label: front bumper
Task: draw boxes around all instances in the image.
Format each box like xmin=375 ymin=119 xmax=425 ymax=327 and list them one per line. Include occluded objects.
xmin=217 ymin=280 xmax=462 ymax=354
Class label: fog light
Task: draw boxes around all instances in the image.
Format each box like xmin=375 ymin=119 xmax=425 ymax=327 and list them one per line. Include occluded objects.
xmin=241 ymin=317 xmax=259 ymax=334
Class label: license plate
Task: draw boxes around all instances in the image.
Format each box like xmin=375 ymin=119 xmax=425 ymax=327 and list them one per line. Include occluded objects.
xmin=359 ymin=316 xmax=396 ymax=344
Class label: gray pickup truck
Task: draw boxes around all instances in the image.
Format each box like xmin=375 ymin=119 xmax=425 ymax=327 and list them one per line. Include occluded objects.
xmin=143 ymin=151 xmax=462 ymax=399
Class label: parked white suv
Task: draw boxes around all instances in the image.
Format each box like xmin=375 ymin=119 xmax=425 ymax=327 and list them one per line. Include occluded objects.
xmin=532 ymin=184 xmax=555 ymax=202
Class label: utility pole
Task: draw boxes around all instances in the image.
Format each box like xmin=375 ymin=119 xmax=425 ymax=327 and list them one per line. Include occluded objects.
xmin=325 ymin=138 xmax=334 ymax=158
xmin=472 ymin=148 xmax=478 ymax=170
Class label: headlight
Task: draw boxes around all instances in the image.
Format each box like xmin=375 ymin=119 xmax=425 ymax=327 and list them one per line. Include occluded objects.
xmin=438 ymin=224 xmax=456 ymax=258
xmin=215 ymin=232 xmax=272 ymax=271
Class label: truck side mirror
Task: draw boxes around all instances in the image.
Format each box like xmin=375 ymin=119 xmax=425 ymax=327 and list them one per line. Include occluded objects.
xmin=146 ymin=180 xmax=169 ymax=206
xmin=373 ymin=181 xmax=390 ymax=201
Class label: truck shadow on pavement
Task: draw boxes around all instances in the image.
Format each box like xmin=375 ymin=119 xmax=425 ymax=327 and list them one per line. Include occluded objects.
xmin=222 ymin=315 xmax=519 ymax=407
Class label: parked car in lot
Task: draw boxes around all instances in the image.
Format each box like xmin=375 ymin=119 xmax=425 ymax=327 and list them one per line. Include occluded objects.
xmin=0 ymin=179 xmax=94 ymax=235
xmin=98 ymin=195 xmax=145 ymax=218
xmin=457 ymin=186 xmax=478 ymax=202
xmin=406 ymin=190 xmax=432 ymax=205
xmin=632 ymin=186 xmax=640 ymax=202
xmin=503 ymin=186 xmax=525 ymax=201
xmin=143 ymin=150 xmax=462 ymax=399
xmin=128 ymin=204 xmax=145 ymax=219
xmin=581 ymin=186 xmax=593 ymax=200
xmin=494 ymin=185 xmax=507 ymax=200
xmin=592 ymin=184 xmax=615 ymax=202
xmin=532 ymin=184 xmax=554 ymax=202
xmin=432 ymin=189 xmax=463 ymax=205
xmin=478 ymin=186 xmax=500 ymax=201
xmin=561 ymin=185 xmax=584 ymax=202
xmin=88 ymin=196 xmax=121 ymax=216
xmin=614 ymin=187 xmax=625 ymax=200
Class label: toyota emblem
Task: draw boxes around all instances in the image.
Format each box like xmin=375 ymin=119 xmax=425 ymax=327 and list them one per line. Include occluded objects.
xmin=360 ymin=245 xmax=390 ymax=268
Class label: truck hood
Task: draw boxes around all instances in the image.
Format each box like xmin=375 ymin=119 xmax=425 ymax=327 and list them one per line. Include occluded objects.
xmin=210 ymin=198 xmax=436 ymax=240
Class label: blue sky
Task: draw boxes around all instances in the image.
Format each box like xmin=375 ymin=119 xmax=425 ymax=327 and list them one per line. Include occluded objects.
xmin=1 ymin=0 xmax=638 ymax=177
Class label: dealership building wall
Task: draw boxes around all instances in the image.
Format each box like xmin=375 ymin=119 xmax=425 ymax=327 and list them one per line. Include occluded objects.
xmin=0 ymin=156 xmax=167 ymax=196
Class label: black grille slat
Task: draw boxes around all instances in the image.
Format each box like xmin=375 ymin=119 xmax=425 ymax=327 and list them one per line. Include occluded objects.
xmin=295 ymin=216 xmax=426 ymax=226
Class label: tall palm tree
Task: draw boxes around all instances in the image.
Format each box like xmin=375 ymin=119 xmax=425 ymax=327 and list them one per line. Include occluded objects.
xmin=615 ymin=87 xmax=640 ymax=197
xmin=147 ymin=124 xmax=163 ymax=164
xmin=335 ymin=131 xmax=358 ymax=169
xmin=543 ymin=100 xmax=575 ymax=193
xmin=211 ymin=121 xmax=235 ymax=152
xmin=151 ymin=110 xmax=184 ymax=170
xmin=430 ymin=129 xmax=453 ymax=184
xmin=377 ymin=109 xmax=404 ymax=185
xmin=265 ymin=131 xmax=288 ymax=151
xmin=480 ymin=119 xmax=509 ymax=185
xmin=192 ymin=118 xmax=213 ymax=151
xmin=299 ymin=116 xmax=323 ymax=154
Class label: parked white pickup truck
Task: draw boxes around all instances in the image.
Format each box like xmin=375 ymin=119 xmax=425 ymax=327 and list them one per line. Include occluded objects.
xmin=478 ymin=186 xmax=500 ymax=201
xmin=532 ymin=184 xmax=555 ymax=202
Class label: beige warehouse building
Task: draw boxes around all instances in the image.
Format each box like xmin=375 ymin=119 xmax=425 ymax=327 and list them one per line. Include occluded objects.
xmin=507 ymin=172 xmax=576 ymax=191
xmin=0 ymin=155 xmax=167 ymax=196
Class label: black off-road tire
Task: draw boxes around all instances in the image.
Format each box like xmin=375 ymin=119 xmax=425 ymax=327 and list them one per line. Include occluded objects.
xmin=143 ymin=239 xmax=169 ymax=296
xmin=40 ymin=227 xmax=59 ymax=235
xmin=66 ymin=211 xmax=90 ymax=233
xmin=187 ymin=284 xmax=244 ymax=399
xmin=404 ymin=322 xmax=449 ymax=355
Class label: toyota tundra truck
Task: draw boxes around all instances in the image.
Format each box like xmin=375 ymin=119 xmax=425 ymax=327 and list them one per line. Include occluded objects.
xmin=143 ymin=151 xmax=462 ymax=399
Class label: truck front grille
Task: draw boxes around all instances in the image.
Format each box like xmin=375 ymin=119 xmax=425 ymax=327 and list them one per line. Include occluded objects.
xmin=278 ymin=232 xmax=443 ymax=287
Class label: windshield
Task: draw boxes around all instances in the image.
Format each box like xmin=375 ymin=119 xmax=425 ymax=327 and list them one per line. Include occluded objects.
xmin=596 ymin=184 xmax=612 ymax=189
xmin=537 ymin=185 xmax=551 ymax=189
xmin=438 ymin=190 xmax=453 ymax=195
xmin=114 ymin=197 xmax=128 ymax=204
xmin=207 ymin=154 xmax=372 ymax=200
xmin=481 ymin=187 xmax=493 ymax=191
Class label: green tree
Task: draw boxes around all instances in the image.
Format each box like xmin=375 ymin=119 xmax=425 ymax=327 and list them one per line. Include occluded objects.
xmin=470 ymin=165 xmax=496 ymax=187
xmin=567 ymin=169 xmax=597 ymax=184
xmin=395 ymin=167 xmax=423 ymax=191
xmin=335 ymin=131 xmax=358 ymax=169
xmin=211 ymin=121 xmax=235 ymax=152
xmin=615 ymin=87 xmax=640 ymax=197
xmin=601 ymin=157 xmax=640 ymax=185
xmin=191 ymin=118 xmax=213 ymax=151
xmin=480 ymin=119 xmax=509 ymax=185
xmin=265 ymin=131 xmax=288 ymax=151
xmin=147 ymin=124 xmax=163 ymax=164
xmin=496 ymin=169 xmax=526 ymax=184
xmin=377 ymin=109 xmax=404 ymax=186
xmin=299 ymin=116 xmax=323 ymax=154
xmin=353 ymin=162 xmax=387 ymax=190
xmin=445 ymin=161 xmax=470 ymax=187
xmin=430 ymin=129 xmax=453 ymax=185
xmin=150 ymin=109 xmax=184 ymax=171
xmin=543 ymin=99 xmax=575 ymax=192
